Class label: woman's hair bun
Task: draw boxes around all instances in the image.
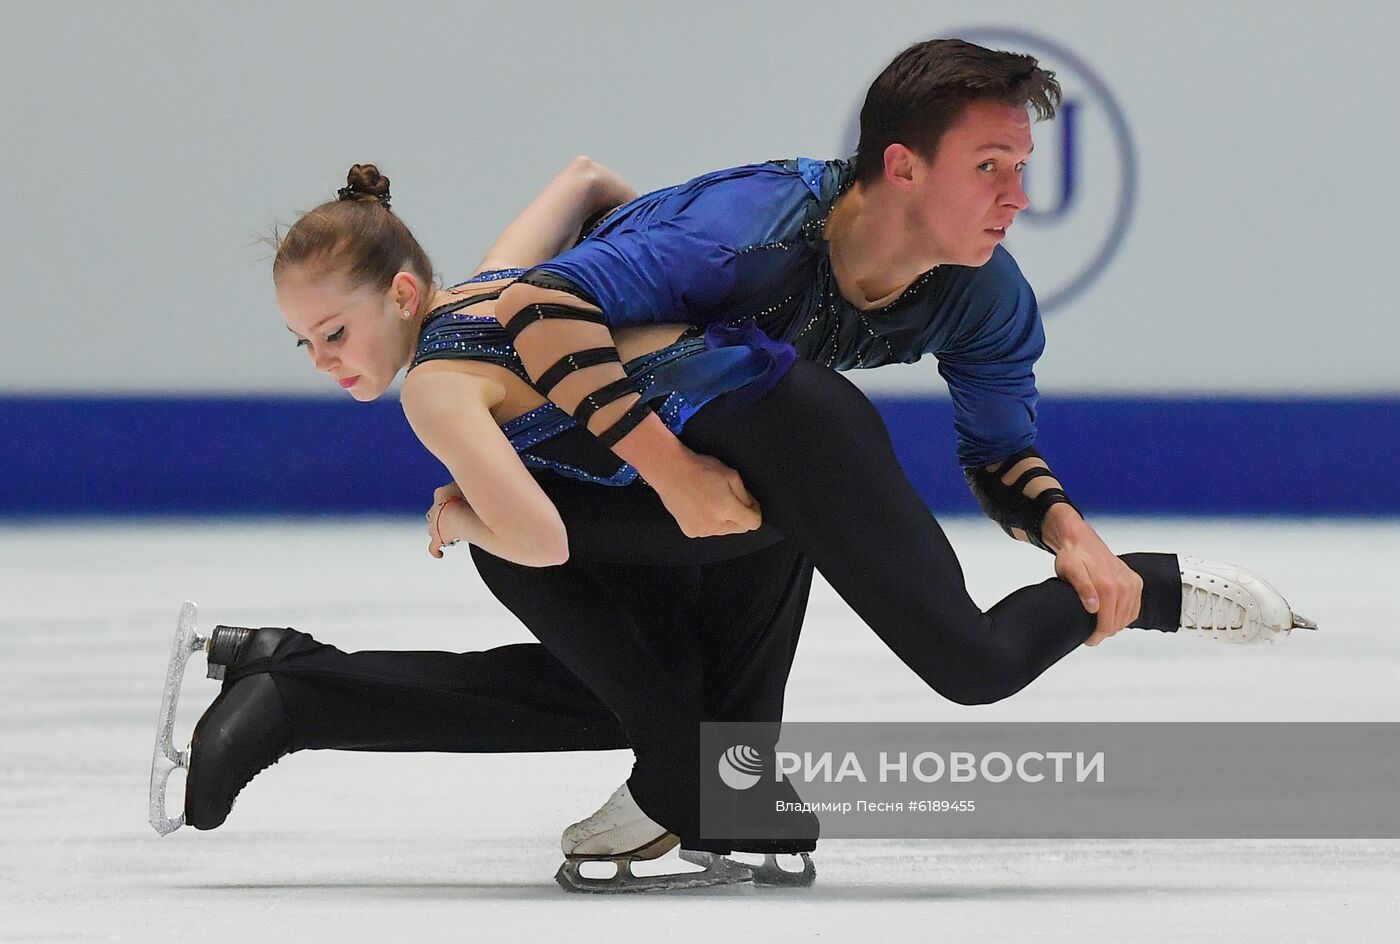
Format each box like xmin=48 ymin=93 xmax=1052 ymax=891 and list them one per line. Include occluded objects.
xmin=337 ymin=163 xmax=392 ymax=208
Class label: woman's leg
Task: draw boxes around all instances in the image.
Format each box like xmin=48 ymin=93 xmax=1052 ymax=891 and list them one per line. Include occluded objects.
xmin=183 ymin=478 xmax=811 ymax=842
xmin=469 ymin=541 xmax=817 ymax=852
xmin=680 ymin=359 xmax=1183 ymax=706
xmin=209 ymin=478 xmax=782 ymax=757
xmin=223 ymin=631 xmax=629 ymax=754
xmin=182 ymin=627 xmax=631 ymax=829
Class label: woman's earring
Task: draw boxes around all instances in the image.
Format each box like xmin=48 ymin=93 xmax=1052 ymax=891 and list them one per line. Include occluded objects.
xmin=402 ymin=307 xmax=412 ymax=320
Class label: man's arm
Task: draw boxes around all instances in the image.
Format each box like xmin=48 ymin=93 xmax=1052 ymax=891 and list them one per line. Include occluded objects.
xmin=1040 ymin=502 xmax=1143 ymax=645
xmin=963 ymin=446 xmax=1072 ymax=551
xmin=966 ymin=449 xmax=1142 ymax=645
xmin=939 ymin=255 xmax=1143 ymax=644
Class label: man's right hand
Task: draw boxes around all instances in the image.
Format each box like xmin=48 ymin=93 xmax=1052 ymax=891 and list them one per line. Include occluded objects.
xmin=648 ymin=450 xmax=762 ymax=538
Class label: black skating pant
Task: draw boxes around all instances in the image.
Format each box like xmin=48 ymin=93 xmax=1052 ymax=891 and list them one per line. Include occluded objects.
xmin=238 ymin=360 xmax=1182 ymax=849
xmin=241 ymin=536 xmax=811 ymax=853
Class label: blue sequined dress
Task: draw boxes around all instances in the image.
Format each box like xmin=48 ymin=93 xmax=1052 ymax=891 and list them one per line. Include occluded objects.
xmin=409 ymin=269 xmax=795 ymax=486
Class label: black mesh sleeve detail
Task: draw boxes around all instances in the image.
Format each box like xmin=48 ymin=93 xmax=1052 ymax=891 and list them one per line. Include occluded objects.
xmin=573 ymin=377 xmax=642 ymax=429
xmin=502 ymin=302 xmax=607 ymax=343
xmin=594 ymin=401 xmax=653 ymax=449
xmin=535 ymin=347 xmax=623 ymax=397
xmin=990 ymin=452 xmax=1025 ymax=478
xmin=576 ymin=204 xmax=623 ymax=245
xmin=455 ymin=290 xmax=503 ymax=308
xmin=964 ymin=447 xmax=1078 ymax=553
xmin=514 ymin=270 xmax=602 ymax=307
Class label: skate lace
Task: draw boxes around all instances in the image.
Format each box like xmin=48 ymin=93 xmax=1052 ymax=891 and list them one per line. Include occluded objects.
xmin=1181 ymin=585 xmax=1246 ymax=632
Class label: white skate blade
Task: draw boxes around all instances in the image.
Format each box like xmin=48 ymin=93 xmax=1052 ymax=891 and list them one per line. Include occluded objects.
xmin=555 ymin=850 xmax=753 ymax=894
xmin=148 ymin=602 xmax=208 ymax=836
xmin=1292 ymin=612 xmax=1319 ymax=631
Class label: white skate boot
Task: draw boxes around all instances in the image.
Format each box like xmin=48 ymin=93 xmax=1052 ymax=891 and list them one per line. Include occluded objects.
xmin=555 ymin=783 xmax=752 ymax=893
xmin=1178 ymin=557 xmax=1318 ymax=644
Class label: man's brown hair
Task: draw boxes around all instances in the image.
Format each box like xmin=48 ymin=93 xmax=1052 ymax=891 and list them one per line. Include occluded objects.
xmin=854 ymin=39 xmax=1061 ymax=185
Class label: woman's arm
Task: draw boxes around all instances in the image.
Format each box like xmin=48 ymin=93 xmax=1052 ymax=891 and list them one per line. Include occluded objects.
xmin=401 ymin=364 xmax=570 ymax=567
xmin=472 ymin=156 xmax=639 ymax=275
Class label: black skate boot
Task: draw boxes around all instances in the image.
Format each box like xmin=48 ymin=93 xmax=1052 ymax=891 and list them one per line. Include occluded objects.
xmin=183 ymin=626 xmax=295 ymax=830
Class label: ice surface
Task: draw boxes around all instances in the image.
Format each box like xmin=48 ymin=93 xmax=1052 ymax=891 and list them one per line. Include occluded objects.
xmin=1 ymin=518 xmax=1397 ymax=941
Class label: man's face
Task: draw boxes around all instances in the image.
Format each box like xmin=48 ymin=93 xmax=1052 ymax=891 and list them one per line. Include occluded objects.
xmin=907 ymin=99 xmax=1034 ymax=267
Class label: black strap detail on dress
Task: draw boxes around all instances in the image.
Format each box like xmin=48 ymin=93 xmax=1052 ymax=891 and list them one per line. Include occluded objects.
xmin=515 ymin=269 xmax=602 ymax=307
xmin=535 ymin=347 xmax=622 ymax=396
xmin=1032 ymin=487 xmax=1072 ymax=513
xmin=419 ymin=292 xmax=505 ymax=328
xmin=502 ymin=302 xmax=607 ymax=343
xmin=573 ymin=377 xmax=640 ymax=429
xmin=1011 ymin=466 xmax=1056 ymax=493
xmin=453 ymin=290 xmax=503 ymax=308
xmin=430 ymin=292 xmax=502 ymax=316
xmin=595 ymin=401 xmax=652 ymax=449
xmin=992 ymin=452 xmax=1027 ymax=478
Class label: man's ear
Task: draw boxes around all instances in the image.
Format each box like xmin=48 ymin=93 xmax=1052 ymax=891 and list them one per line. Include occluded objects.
xmin=882 ymin=143 xmax=919 ymax=191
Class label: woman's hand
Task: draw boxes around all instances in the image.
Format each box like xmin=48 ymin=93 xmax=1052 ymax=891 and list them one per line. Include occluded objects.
xmin=426 ymin=482 xmax=466 ymax=559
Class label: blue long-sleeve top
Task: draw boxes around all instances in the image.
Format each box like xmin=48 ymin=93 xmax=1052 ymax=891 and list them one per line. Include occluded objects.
xmin=530 ymin=158 xmax=1045 ymax=468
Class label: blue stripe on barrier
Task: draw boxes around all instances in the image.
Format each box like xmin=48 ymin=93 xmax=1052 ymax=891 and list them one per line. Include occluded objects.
xmin=2 ymin=396 xmax=1397 ymax=516
xmin=877 ymin=397 xmax=1400 ymax=516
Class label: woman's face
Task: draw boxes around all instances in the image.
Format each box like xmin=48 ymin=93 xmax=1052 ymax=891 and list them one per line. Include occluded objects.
xmin=278 ymin=268 xmax=418 ymax=401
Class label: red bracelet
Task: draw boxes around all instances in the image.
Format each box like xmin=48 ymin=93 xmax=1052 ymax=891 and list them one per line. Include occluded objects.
xmin=433 ymin=496 xmax=462 ymax=543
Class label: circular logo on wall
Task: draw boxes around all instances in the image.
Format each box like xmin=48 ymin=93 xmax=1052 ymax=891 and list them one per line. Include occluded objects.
xmin=717 ymin=744 xmax=764 ymax=790
xmin=842 ymin=29 xmax=1137 ymax=315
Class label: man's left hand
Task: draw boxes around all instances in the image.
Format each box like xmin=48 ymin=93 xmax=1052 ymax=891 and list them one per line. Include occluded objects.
xmin=1044 ymin=505 xmax=1143 ymax=646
